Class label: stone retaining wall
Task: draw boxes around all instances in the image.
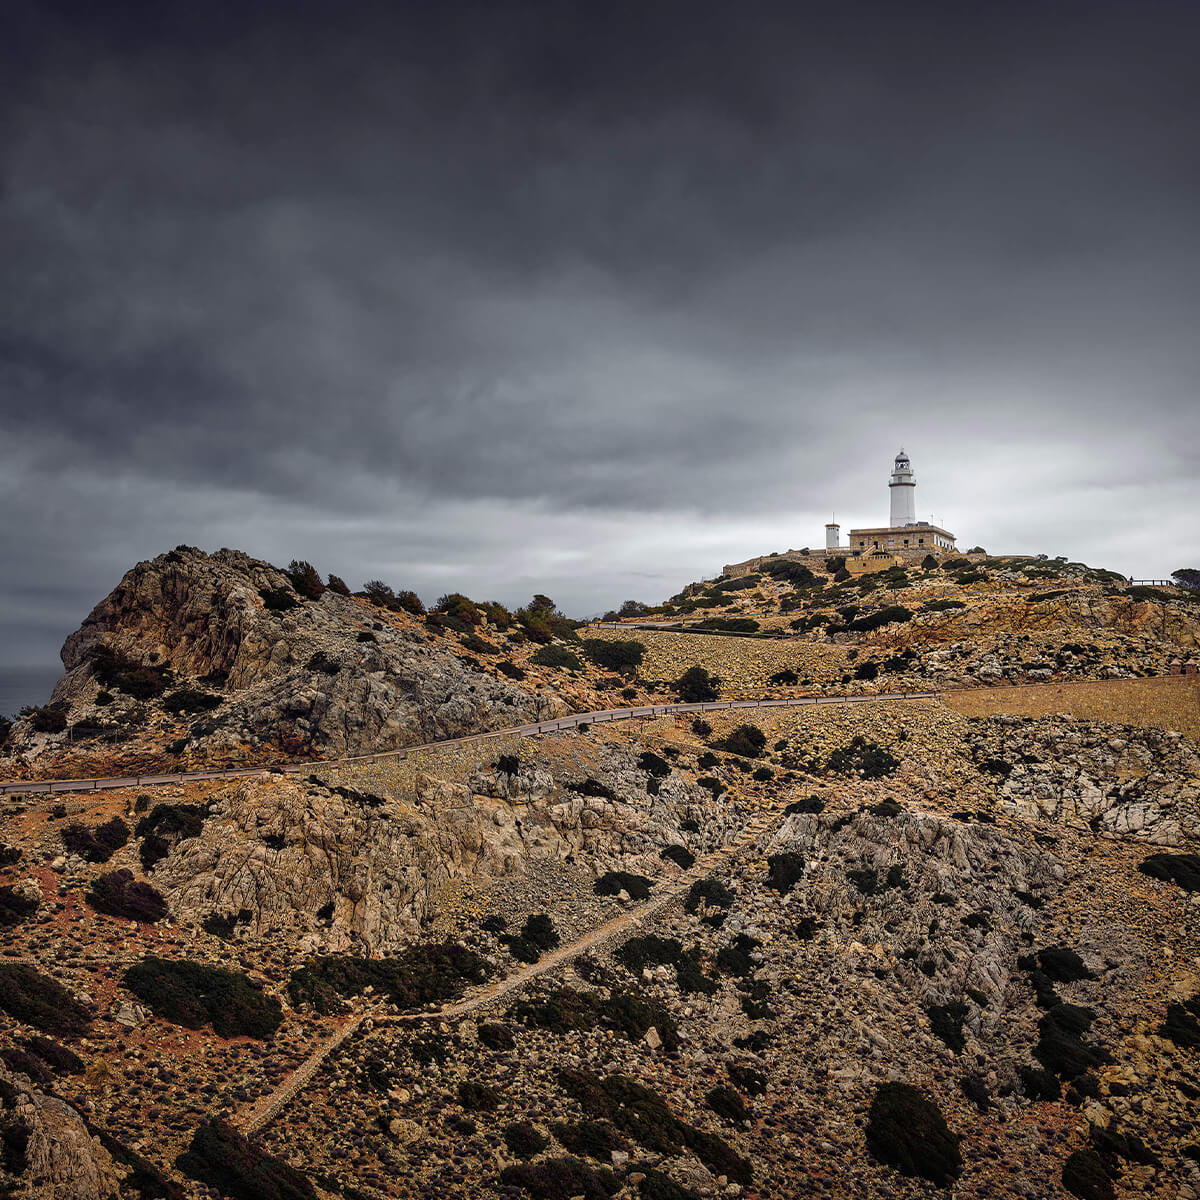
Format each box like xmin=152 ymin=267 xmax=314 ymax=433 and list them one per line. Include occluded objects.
xmin=943 ymin=674 xmax=1200 ymax=740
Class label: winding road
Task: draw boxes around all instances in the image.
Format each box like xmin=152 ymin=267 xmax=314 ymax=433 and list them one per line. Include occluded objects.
xmin=0 ymin=691 xmax=940 ymax=796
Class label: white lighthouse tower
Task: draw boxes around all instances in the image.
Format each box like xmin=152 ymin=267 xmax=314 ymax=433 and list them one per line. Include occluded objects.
xmin=888 ymin=448 xmax=917 ymax=527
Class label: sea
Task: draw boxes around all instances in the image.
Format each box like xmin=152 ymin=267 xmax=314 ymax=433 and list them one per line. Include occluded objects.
xmin=0 ymin=666 xmax=62 ymax=719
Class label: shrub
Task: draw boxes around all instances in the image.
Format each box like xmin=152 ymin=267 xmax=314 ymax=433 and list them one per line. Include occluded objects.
xmin=828 ymin=736 xmax=899 ymax=779
xmin=325 ymin=574 xmax=351 ymax=595
xmin=845 ymin=605 xmax=913 ymax=632
xmin=924 ymin=598 xmax=965 ymax=612
xmin=1036 ymin=946 xmax=1093 ymax=982
xmin=287 ymin=943 xmax=488 ymax=1014
xmin=685 ymin=877 xmax=734 ymax=914
xmin=1019 ymin=1065 xmax=1061 ymax=1101
xmin=1034 ymin=1004 xmax=1102 ymax=1079
xmin=162 ymin=688 xmax=222 ymax=715
xmin=716 ymin=724 xmax=766 ymax=758
xmin=521 ymin=913 xmax=559 ymax=952
xmin=124 ymin=957 xmax=282 ymax=1039
xmin=706 ymin=1085 xmax=748 ymax=1124
xmin=531 ymin=644 xmax=582 ymax=670
xmin=854 ymin=660 xmax=879 ymax=680
xmin=260 ymin=586 xmax=298 ymax=612
xmin=21 ymin=703 xmax=68 ymax=733
xmin=61 ymin=817 xmax=129 ymax=864
xmin=477 ymin=1022 xmax=516 ymax=1050
xmin=1159 ymin=998 xmax=1200 ymax=1048
xmin=0 ymin=886 xmax=38 ymax=927
xmin=177 ymin=1117 xmax=315 ymax=1200
xmin=284 ymin=560 xmax=325 ymax=600
xmin=1138 ymin=853 xmax=1200 ymax=892
xmin=594 ymin=872 xmax=653 ymax=901
xmin=714 ymin=934 xmax=760 ymax=978
xmin=785 ymin=795 xmax=825 ymax=815
xmin=513 ymin=986 xmax=599 ymax=1035
xmin=765 ymin=560 xmax=817 ymax=586
xmin=674 ymin=665 xmax=720 ymax=702
xmin=865 ymin=1082 xmax=961 ymax=1185
xmin=727 ymin=1063 xmax=766 ymax=1096
xmin=549 ymin=1120 xmax=625 ymax=1160
xmin=1061 ymin=1148 xmax=1114 ymax=1200
xmin=0 ymin=964 xmax=91 ymax=1036
xmin=356 ymin=630 xmax=376 ymax=643
xmin=584 ymin=639 xmax=645 ymax=674
xmin=135 ymin=802 xmax=209 ymax=870
xmin=87 ymin=870 xmax=168 ymax=923
xmin=766 ymin=851 xmax=805 ymax=895
xmin=660 ymin=844 xmax=694 ymax=869
xmin=504 ymin=1121 xmax=549 ymax=1158
xmin=926 ymin=1002 xmax=968 ymax=1053
xmin=459 ymin=1080 xmax=500 ymax=1111
xmin=497 ymin=660 xmax=527 ymax=679
xmin=499 ymin=1158 xmax=618 ymax=1200
xmin=305 ymin=651 xmax=340 ymax=674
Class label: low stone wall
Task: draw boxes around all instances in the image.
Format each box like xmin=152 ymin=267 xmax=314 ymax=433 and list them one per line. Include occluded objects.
xmin=943 ymin=675 xmax=1200 ymax=740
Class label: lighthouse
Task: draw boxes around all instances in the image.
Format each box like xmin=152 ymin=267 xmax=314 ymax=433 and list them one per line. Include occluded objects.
xmin=888 ymin=449 xmax=917 ymax=527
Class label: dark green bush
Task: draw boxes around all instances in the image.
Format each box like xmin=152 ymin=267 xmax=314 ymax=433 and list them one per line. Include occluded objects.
xmin=23 ymin=1035 xmax=83 ymax=1075
xmin=1159 ymin=997 xmax=1200 ymax=1047
xmin=499 ymin=1158 xmax=618 ymax=1200
xmin=1036 ymin=947 xmax=1093 ymax=982
xmin=924 ymin=598 xmax=966 ymax=612
xmin=705 ymin=1085 xmax=747 ymax=1124
xmin=549 ymin=1120 xmax=625 ymax=1161
xmin=162 ymin=688 xmax=222 ymax=716
xmin=0 ymin=964 xmax=91 ymax=1037
xmin=716 ymin=724 xmax=766 ymax=758
xmin=521 ymin=913 xmax=559 ymax=952
xmin=124 ymin=957 xmax=282 ymax=1039
xmin=727 ymin=1063 xmax=766 ymax=1096
xmin=0 ymin=885 xmax=39 ymax=927
xmin=845 ymin=605 xmax=913 ymax=632
xmin=1061 ymin=1148 xmax=1114 ymax=1200
xmin=87 ymin=870 xmax=168 ymax=923
xmin=531 ymin=644 xmax=582 ymax=670
xmin=21 ymin=703 xmax=68 ymax=733
xmin=865 ymin=1081 xmax=961 ymax=1185
xmin=684 ymin=877 xmax=734 ymax=914
xmin=1019 ymin=1065 xmax=1061 ymax=1101
xmin=1138 ymin=852 xmax=1200 ymax=892
xmin=260 ymin=587 xmax=298 ymax=612
xmin=513 ymin=986 xmax=599 ymax=1035
xmin=854 ymin=660 xmax=879 ymax=680
xmin=594 ymin=872 xmax=653 ymax=901
xmin=61 ymin=817 xmax=129 ymax=863
xmin=504 ymin=1121 xmax=549 ymax=1158
xmin=462 ymin=633 xmax=499 ymax=655
xmin=136 ymin=802 xmax=209 ymax=870
xmin=459 ymin=1080 xmax=500 ymax=1111
xmin=766 ymin=852 xmax=805 ymax=895
xmin=785 ymin=795 xmax=825 ymax=815
xmin=284 ymin=560 xmax=325 ymax=600
xmin=638 ymin=750 xmax=671 ymax=778
xmin=1034 ymin=1004 xmax=1102 ymax=1079
xmin=498 ymin=660 xmax=527 ymax=679
xmin=287 ymin=943 xmax=487 ymax=1014
xmin=177 ymin=1117 xmax=315 ymax=1200
xmin=927 ymin=1002 xmax=968 ymax=1053
xmin=828 ymin=736 xmax=899 ymax=778
xmin=325 ymin=573 xmax=350 ymax=595
xmin=675 ymin=666 xmax=720 ymax=702
xmin=477 ymin=1022 xmax=516 ymax=1050
xmin=584 ymin=639 xmax=645 ymax=674
xmin=660 ymin=844 xmax=694 ymax=869
xmin=304 ymin=651 xmax=340 ymax=674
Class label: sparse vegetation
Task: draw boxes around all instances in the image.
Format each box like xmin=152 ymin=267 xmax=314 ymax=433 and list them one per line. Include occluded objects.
xmin=86 ymin=869 xmax=168 ymax=922
xmin=0 ymin=964 xmax=91 ymax=1037
xmin=61 ymin=816 xmax=129 ymax=863
xmin=828 ymin=736 xmax=899 ymax=779
xmin=177 ymin=1117 xmax=316 ymax=1200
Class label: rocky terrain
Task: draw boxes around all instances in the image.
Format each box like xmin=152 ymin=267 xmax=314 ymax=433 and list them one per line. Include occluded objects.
xmin=1 ymin=548 xmax=1198 ymax=1200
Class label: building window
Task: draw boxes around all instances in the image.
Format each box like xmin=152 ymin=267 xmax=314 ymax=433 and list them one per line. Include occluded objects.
xmin=903 ymin=539 xmax=909 ymax=546
xmin=918 ymin=538 xmax=924 ymax=545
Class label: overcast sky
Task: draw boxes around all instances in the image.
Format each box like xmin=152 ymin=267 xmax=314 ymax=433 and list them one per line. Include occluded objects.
xmin=2 ymin=0 xmax=1198 ymax=667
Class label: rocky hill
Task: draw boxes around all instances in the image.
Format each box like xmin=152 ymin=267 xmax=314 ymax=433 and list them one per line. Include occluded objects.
xmin=0 ymin=547 xmax=1198 ymax=1200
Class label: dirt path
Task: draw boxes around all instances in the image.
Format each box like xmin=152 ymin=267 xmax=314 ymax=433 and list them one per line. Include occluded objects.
xmin=237 ymin=805 xmax=782 ymax=1135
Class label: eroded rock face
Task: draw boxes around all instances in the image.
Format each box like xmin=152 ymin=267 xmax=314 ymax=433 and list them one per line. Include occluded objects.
xmin=152 ymin=743 xmax=737 ymax=952
xmin=769 ymin=807 xmax=1063 ymax=1009
xmin=0 ymin=1068 xmax=122 ymax=1200
xmin=969 ymin=715 xmax=1200 ymax=845
xmin=10 ymin=546 xmax=560 ymax=764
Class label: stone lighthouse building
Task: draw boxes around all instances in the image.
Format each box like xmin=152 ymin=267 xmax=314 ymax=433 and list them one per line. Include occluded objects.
xmin=830 ymin=449 xmax=957 ymax=563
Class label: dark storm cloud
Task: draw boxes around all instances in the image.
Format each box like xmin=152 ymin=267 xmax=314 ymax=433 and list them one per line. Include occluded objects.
xmin=1 ymin=0 xmax=1199 ymax=666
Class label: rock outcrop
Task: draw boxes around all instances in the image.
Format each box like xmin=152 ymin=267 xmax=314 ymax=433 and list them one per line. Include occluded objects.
xmin=8 ymin=547 xmax=560 ymax=768
xmin=151 ymin=740 xmax=738 ymax=951
xmin=0 ymin=1067 xmax=122 ymax=1200
xmin=969 ymin=715 xmax=1200 ymax=845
